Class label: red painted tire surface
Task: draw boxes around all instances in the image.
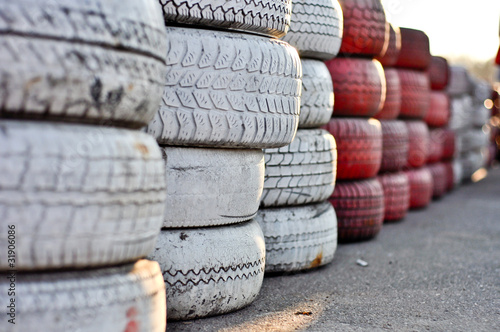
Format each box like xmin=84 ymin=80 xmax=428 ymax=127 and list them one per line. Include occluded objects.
xmin=395 ymin=28 xmax=431 ymax=70
xmin=323 ymin=118 xmax=382 ymax=179
xmin=328 ymin=178 xmax=384 ymax=242
xmin=398 ymin=69 xmax=431 ymax=119
xmin=380 ymin=120 xmax=409 ymax=172
xmin=443 ymin=161 xmax=454 ymax=192
xmin=405 ymin=167 xmax=433 ymax=209
xmin=428 ymin=56 xmax=450 ymax=90
xmin=375 ymin=23 xmax=401 ymax=67
xmin=404 ymin=120 xmax=430 ymax=168
xmin=377 ymin=172 xmax=410 ymax=222
xmin=374 ymin=68 xmax=401 ymax=120
xmin=427 ymin=163 xmax=447 ymax=199
xmin=441 ymin=129 xmax=456 ymax=161
xmin=325 ymin=58 xmax=385 ymax=117
xmin=427 ymin=128 xmax=444 ymax=164
xmin=424 ymin=91 xmax=450 ymax=127
xmin=338 ymin=0 xmax=388 ymax=56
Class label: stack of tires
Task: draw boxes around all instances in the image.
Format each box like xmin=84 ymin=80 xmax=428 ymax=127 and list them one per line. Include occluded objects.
xmin=0 ymin=0 xmax=169 ymax=330
xmin=255 ymin=0 xmax=342 ymax=273
xmin=393 ymin=28 xmax=434 ymax=210
xmin=323 ymin=0 xmax=387 ymax=242
xmin=373 ymin=23 xmax=411 ymax=223
xmin=424 ymin=56 xmax=454 ymax=197
xmin=144 ymin=0 xmax=302 ymax=321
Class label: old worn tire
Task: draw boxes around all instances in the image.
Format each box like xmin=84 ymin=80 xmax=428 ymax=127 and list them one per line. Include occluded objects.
xmin=374 ymin=68 xmax=401 ymax=120
xmin=404 ymin=120 xmax=430 ymax=168
xmin=427 ymin=163 xmax=447 ymax=199
xmin=338 ymin=0 xmax=388 ymax=56
xmin=328 ymin=178 xmax=384 ymax=242
xmin=0 ymin=0 xmax=167 ymax=128
xmin=0 ymin=121 xmax=166 ymax=271
xmin=428 ymin=56 xmax=450 ymax=90
xmin=447 ymin=66 xmax=472 ymax=97
xmin=441 ymin=128 xmax=456 ymax=161
xmin=0 ymin=260 xmax=166 ymax=332
xmin=380 ymin=120 xmax=409 ymax=172
xmin=159 ymin=0 xmax=291 ymax=38
xmin=424 ymin=91 xmax=450 ymax=128
xmin=375 ymin=23 xmax=401 ymax=67
xmin=395 ymin=28 xmax=431 ymax=70
xmin=325 ymin=58 xmax=385 ymax=117
xmin=255 ymin=202 xmax=337 ymax=273
xmin=377 ymin=172 xmax=410 ymax=222
xmin=261 ymin=129 xmax=337 ymax=207
xmin=161 ymin=148 xmax=264 ymax=228
xmin=405 ymin=167 xmax=433 ymax=209
xmin=282 ymin=0 xmax=343 ymax=60
xmin=299 ymin=60 xmax=334 ymax=128
xmin=323 ymin=118 xmax=382 ymax=179
xmin=427 ymin=128 xmax=445 ymax=164
xmin=146 ymin=26 xmax=302 ymax=148
xmin=397 ymin=69 xmax=431 ymax=119
xmin=149 ymin=220 xmax=265 ymax=320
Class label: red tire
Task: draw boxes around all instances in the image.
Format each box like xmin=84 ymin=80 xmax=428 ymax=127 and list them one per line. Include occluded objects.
xmin=323 ymin=118 xmax=382 ymax=180
xmin=325 ymin=58 xmax=385 ymax=117
xmin=427 ymin=163 xmax=447 ymax=199
xmin=427 ymin=128 xmax=444 ymax=164
xmin=380 ymin=120 xmax=409 ymax=172
xmin=441 ymin=129 xmax=456 ymax=161
xmin=424 ymin=91 xmax=450 ymax=127
xmin=398 ymin=69 xmax=431 ymax=119
xmin=405 ymin=167 xmax=433 ymax=209
xmin=377 ymin=172 xmax=410 ymax=222
xmin=404 ymin=120 xmax=430 ymax=168
xmin=443 ymin=161 xmax=454 ymax=192
xmin=428 ymin=56 xmax=450 ymax=90
xmin=374 ymin=68 xmax=401 ymax=120
xmin=328 ymin=178 xmax=384 ymax=242
xmin=375 ymin=23 xmax=401 ymax=67
xmin=395 ymin=28 xmax=431 ymax=70
xmin=338 ymin=0 xmax=388 ymax=56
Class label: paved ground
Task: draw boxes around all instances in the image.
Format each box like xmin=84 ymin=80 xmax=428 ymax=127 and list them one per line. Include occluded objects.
xmin=169 ymin=166 xmax=500 ymax=332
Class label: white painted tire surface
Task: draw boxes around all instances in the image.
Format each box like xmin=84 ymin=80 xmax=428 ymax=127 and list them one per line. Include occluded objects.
xmin=256 ymin=202 xmax=337 ymax=273
xmin=452 ymin=159 xmax=464 ymax=186
xmin=281 ymin=0 xmax=343 ymax=60
xmin=472 ymin=104 xmax=490 ymax=128
xmin=150 ymin=220 xmax=266 ymax=320
xmin=0 ymin=260 xmax=166 ymax=332
xmin=449 ymin=96 xmax=473 ymax=131
xmin=0 ymin=121 xmax=166 ymax=270
xmin=159 ymin=0 xmax=292 ymax=38
xmin=299 ymin=59 xmax=335 ymax=128
xmin=147 ymin=27 xmax=302 ymax=149
xmin=261 ymin=129 xmax=337 ymax=207
xmin=0 ymin=0 xmax=167 ymax=128
xmin=447 ymin=66 xmax=472 ymax=97
xmin=161 ymin=147 xmax=264 ymax=228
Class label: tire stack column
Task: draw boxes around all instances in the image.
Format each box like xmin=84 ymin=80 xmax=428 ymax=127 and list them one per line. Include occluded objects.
xmin=144 ymin=0 xmax=302 ymax=321
xmin=323 ymin=0 xmax=388 ymax=242
xmin=0 ymin=1 xmax=169 ymax=330
xmin=255 ymin=0 xmax=343 ymax=274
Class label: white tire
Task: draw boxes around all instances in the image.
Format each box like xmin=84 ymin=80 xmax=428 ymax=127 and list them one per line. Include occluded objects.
xmin=0 ymin=0 xmax=167 ymax=128
xmin=150 ymin=220 xmax=266 ymax=320
xmin=281 ymin=0 xmax=343 ymax=60
xmin=255 ymin=202 xmax=337 ymax=273
xmin=447 ymin=66 xmax=472 ymax=97
xmin=472 ymin=104 xmax=490 ymax=128
xmin=0 ymin=121 xmax=166 ymax=270
xmin=161 ymin=147 xmax=264 ymax=228
xmin=159 ymin=0 xmax=292 ymax=38
xmin=299 ymin=59 xmax=335 ymax=128
xmin=0 ymin=260 xmax=166 ymax=332
xmin=452 ymin=159 xmax=463 ymax=186
xmin=261 ymin=129 xmax=337 ymax=207
xmin=449 ymin=96 xmax=473 ymax=131
xmin=147 ymin=27 xmax=302 ymax=148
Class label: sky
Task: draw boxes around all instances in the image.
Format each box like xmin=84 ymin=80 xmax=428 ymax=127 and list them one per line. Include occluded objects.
xmin=381 ymin=0 xmax=500 ymax=62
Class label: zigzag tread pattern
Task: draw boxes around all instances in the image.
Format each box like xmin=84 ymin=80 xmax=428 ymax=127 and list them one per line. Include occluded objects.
xmin=147 ymin=27 xmax=301 ymax=148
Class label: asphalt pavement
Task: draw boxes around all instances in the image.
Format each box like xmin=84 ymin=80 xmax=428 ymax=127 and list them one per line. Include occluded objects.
xmin=168 ymin=166 xmax=500 ymax=332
